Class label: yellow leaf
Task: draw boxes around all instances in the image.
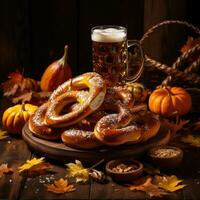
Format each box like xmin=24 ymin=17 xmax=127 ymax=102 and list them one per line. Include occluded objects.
xmin=155 ymin=175 xmax=186 ymax=192
xmin=66 ymin=160 xmax=89 ymax=183
xmin=18 ymin=157 xmax=45 ymax=173
xmin=46 ymin=178 xmax=75 ymax=194
xmin=181 ymin=134 xmax=200 ymax=147
xmin=0 ymin=129 xmax=8 ymax=140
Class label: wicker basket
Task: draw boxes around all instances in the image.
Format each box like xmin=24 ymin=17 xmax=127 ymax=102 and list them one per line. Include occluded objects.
xmin=139 ymin=20 xmax=200 ymax=88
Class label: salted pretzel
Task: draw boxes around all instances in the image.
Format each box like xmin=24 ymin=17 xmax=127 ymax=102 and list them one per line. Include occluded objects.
xmin=45 ymin=72 xmax=107 ymax=127
xmin=133 ymin=112 xmax=161 ymax=142
xmin=61 ymin=109 xmax=109 ymax=149
xmin=28 ymin=91 xmax=89 ymax=139
xmin=28 ymin=102 xmax=61 ymax=140
xmin=61 ymin=87 xmax=144 ymax=149
xmin=93 ymin=86 xmax=160 ymax=145
xmin=61 ymin=117 xmax=102 ymax=149
xmin=29 ymin=72 xmax=106 ymax=138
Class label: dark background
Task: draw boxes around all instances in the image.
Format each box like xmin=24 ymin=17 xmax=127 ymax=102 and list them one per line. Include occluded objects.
xmin=0 ymin=0 xmax=199 ymax=83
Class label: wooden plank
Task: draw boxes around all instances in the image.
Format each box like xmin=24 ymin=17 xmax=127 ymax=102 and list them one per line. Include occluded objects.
xmin=0 ymin=138 xmax=32 ymax=200
xmin=143 ymin=0 xmax=187 ymax=64
xmin=29 ymin=0 xmax=78 ymax=79
xmin=89 ymin=178 xmax=147 ymax=200
xmin=0 ymin=0 xmax=31 ymax=83
xmin=143 ymin=0 xmax=187 ymax=88
xmin=179 ymin=149 xmax=200 ymax=200
xmin=20 ymin=159 xmax=90 ymax=200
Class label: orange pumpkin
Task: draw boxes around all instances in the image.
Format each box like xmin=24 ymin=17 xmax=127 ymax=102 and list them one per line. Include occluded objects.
xmin=2 ymin=104 xmax=38 ymax=134
xmin=41 ymin=45 xmax=72 ymax=92
xmin=148 ymin=87 xmax=192 ymax=117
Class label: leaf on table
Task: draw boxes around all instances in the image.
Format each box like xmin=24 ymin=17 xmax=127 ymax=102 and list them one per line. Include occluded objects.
xmin=0 ymin=163 xmax=14 ymax=178
xmin=66 ymin=160 xmax=89 ymax=183
xmin=12 ymin=92 xmax=33 ymax=104
xmin=0 ymin=129 xmax=8 ymax=140
xmin=162 ymin=116 xmax=190 ymax=138
xmin=180 ymin=36 xmax=200 ymax=54
xmin=12 ymin=91 xmax=51 ymax=105
xmin=27 ymin=162 xmax=53 ymax=177
xmin=18 ymin=157 xmax=45 ymax=173
xmin=154 ymin=175 xmax=186 ymax=192
xmin=180 ymin=134 xmax=200 ymax=147
xmin=46 ymin=178 xmax=75 ymax=194
xmin=1 ymin=70 xmax=24 ymax=96
xmin=1 ymin=70 xmax=39 ymax=98
xmin=128 ymin=176 xmax=168 ymax=198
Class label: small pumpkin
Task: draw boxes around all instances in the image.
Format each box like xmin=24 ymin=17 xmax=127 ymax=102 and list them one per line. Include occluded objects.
xmin=40 ymin=45 xmax=72 ymax=92
xmin=126 ymin=82 xmax=148 ymax=102
xmin=148 ymin=86 xmax=192 ymax=117
xmin=2 ymin=104 xmax=38 ymax=134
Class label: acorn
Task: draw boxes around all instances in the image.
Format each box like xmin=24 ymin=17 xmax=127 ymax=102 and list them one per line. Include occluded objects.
xmin=126 ymin=82 xmax=148 ymax=102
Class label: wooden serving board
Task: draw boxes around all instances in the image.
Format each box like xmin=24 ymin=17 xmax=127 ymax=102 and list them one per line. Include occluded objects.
xmin=22 ymin=123 xmax=171 ymax=165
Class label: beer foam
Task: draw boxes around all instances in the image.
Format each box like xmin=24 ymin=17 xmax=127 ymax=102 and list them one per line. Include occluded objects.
xmin=92 ymin=28 xmax=126 ymax=43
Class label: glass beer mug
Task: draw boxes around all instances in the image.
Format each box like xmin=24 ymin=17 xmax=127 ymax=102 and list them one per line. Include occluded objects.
xmin=91 ymin=25 xmax=144 ymax=86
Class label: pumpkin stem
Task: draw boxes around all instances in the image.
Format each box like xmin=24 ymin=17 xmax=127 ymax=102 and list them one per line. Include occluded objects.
xmin=163 ymin=86 xmax=172 ymax=96
xmin=21 ymin=103 xmax=26 ymax=111
xmin=62 ymin=45 xmax=68 ymax=68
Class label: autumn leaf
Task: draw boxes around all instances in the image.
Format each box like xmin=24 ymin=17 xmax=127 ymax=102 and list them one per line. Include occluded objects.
xmin=163 ymin=116 xmax=190 ymax=138
xmin=1 ymin=70 xmax=25 ymax=96
xmin=12 ymin=92 xmax=33 ymax=104
xmin=46 ymin=178 xmax=75 ymax=194
xmin=129 ymin=176 xmax=168 ymax=198
xmin=180 ymin=37 xmax=200 ymax=53
xmin=12 ymin=91 xmax=51 ymax=105
xmin=1 ymin=70 xmax=39 ymax=98
xmin=0 ymin=129 xmax=8 ymax=140
xmin=154 ymin=175 xmax=186 ymax=192
xmin=18 ymin=157 xmax=45 ymax=173
xmin=66 ymin=160 xmax=89 ymax=183
xmin=180 ymin=134 xmax=200 ymax=147
xmin=0 ymin=164 xmax=13 ymax=178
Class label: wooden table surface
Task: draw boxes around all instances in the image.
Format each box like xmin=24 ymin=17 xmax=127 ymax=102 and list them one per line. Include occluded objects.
xmin=0 ymin=98 xmax=200 ymax=200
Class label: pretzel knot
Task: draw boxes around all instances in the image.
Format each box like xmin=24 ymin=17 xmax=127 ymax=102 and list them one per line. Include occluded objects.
xmin=29 ymin=72 xmax=160 ymax=149
xmin=29 ymin=72 xmax=106 ymax=138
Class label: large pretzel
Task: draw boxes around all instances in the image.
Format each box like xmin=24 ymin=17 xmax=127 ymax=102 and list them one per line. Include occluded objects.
xmin=28 ymin=102 xmax=61 ymax=140
xmin=29 ymin=72 xmax=106 ymax=139
xmin=45 ymin=72 xmax=107 ymax=127
xmin=93 ymin=87 xmax=160 ymax=145
xmin=61 ymin=88 xmax=148 ymax=149
xmin=28 ymin=91 xmax=89 ymax=139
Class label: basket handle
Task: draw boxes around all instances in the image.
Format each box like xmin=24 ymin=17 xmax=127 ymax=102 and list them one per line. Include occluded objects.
xmin=140 ymin=20 xmax=200 ymax=45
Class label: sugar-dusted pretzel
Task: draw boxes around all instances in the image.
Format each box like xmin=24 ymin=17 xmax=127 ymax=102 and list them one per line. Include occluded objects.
xmin=45 ymin=72 xmax=107 ymax=127
xmin=61 ymin=88 xmax=145 ymax=149
xmin=92 ymin=87 xmax=160 ymax=145
xmin=29 ymin=72 xmax=106 ymax=138
xmin=28 ymin=102 xmax=61 ymax=140
xmin=61 ymin=117 xmax=103 ymax=149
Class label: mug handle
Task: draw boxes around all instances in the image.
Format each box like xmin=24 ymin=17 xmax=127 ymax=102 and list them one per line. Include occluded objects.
xmin=126 ymin=40 xmax=144 ymax=83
